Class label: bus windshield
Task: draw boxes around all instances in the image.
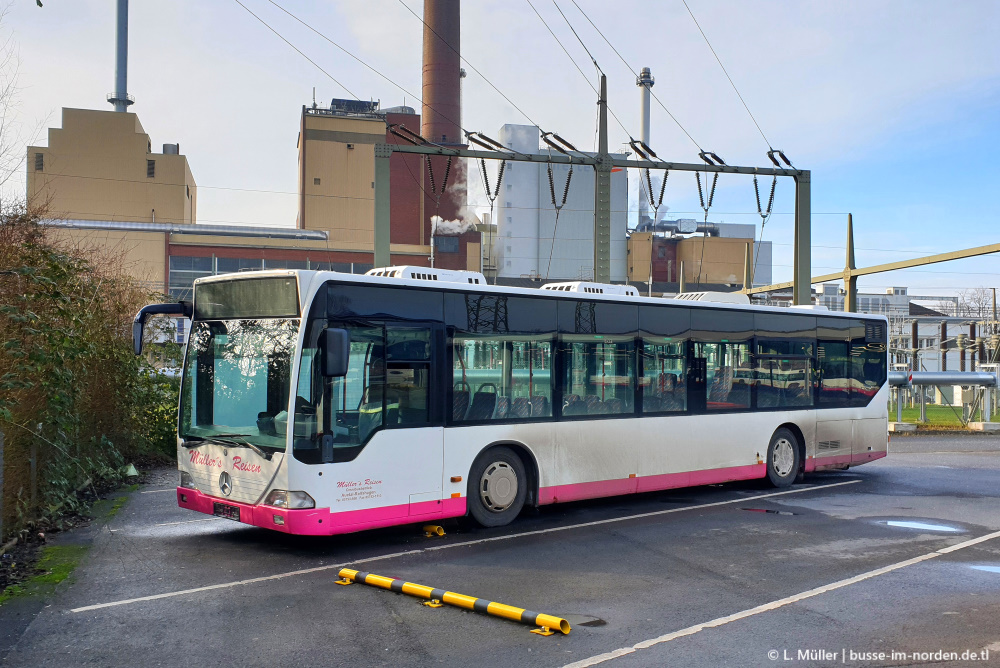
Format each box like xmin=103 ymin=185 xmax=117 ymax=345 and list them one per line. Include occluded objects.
xmin=180 ymin=318 xmax=299 ymax=451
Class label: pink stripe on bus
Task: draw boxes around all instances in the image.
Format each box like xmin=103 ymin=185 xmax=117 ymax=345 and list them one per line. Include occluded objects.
xmin=538 ymin=463 xmax=767 ymax=504
xmin=176 ymin=488 xmax=467 ymax=536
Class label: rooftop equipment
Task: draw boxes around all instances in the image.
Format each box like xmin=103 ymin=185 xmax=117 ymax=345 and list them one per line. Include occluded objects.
xmin=540 ymin=281 xmax=639 ymax=296
xmin=365 ymin=266 xmax=486 ymax=285
xmin=671 ymin=291 xmax=751 ymax=305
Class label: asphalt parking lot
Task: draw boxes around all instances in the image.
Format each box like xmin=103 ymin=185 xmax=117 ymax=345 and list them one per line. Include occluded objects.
xmin=2 ymin=434 xmax=999 ymax=667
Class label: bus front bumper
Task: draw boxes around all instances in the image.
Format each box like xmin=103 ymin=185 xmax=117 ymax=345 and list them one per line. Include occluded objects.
xmin=176 ymin=487 xmax=331 ymax=535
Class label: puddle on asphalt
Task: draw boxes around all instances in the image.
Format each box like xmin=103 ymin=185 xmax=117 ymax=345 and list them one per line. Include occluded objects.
xmin=740 ymin=508 xmax=797 ymax=516
xmin=971 ymin=565 xmax=1000 ymax=574
xmin=881 ymin=520 xmax=961 ymax=533
xmin=561 ymin=614 xmax=607 ymax=627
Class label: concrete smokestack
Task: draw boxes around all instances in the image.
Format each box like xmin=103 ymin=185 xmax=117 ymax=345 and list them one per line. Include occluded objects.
xmin=636 ymin=67 xmax=654 ymax=225
xmin=107 ymin=0 xmax=134 ymax=112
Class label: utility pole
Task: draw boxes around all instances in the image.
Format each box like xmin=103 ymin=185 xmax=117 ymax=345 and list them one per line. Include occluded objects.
xmin=593 ymin=74 xmax=612 ymax=284
xmin=844 ymin=213 xmax=858 ymax=312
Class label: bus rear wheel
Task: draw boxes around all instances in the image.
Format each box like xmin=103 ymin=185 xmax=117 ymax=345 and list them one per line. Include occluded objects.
xmin=766 ymin=428 xmax=801 ymax=488
xmin=468 ymin=447 xmax=527 ymax=527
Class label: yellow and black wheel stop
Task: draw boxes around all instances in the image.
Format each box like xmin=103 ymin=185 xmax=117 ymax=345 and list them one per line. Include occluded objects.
xmin=336 ymin=568 xmax=571 ymax=636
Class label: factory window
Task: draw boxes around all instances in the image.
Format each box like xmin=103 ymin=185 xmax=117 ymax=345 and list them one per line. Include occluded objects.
xmin=147 ymin=160 xmax=156 ymax=178
xmin=506 ymin=217 xmax=512 ymax=224
xmin=506 ymin=201 xmax=511 ymax=208
xmin=506 ymin=183 xmax=511 ymax=190
xmin=216 ymin=257 xmax=264 ymax=273
xmin=168 ymin=255 xmax=213 ymax=300
xmin=314 ymin=178 xmax=321 ymax=185
xmin=435 ymin=237 xmax=459 ymax=253
xmin=34 ymin=153 xmax=43 ymax=171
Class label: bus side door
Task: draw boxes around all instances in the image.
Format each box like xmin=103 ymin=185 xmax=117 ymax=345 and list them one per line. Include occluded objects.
xmin=688 ymin=355 xmax=707 ymax=413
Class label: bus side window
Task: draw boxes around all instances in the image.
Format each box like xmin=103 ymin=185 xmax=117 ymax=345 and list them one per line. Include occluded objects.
xmin=817 ymin=341 xmax=850 ymax=406
xmin=560 ymin=338 xmax=635 ymax=416
xmin=697 ymin=341 xmax=751 ymax=410
xmin=452 ymin=337 xmax=553 ymax=421
xmin=640 ymin=338 xmax=686 ymax=413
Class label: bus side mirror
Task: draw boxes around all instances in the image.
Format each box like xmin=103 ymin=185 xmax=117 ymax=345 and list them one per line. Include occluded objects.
xmin=132 ymin=301 xmax=193 ymax=356
xmin=133 ymin=321 xmax=144 ymax=355
xmin=322 ymin=328 xmax=350 ymax=377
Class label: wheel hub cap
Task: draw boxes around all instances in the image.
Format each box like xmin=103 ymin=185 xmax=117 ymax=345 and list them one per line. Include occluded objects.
xmin=480 ymin=462 xmax=518 ymax=512
xmin=773 ymin=438 xmax=795 ymax=477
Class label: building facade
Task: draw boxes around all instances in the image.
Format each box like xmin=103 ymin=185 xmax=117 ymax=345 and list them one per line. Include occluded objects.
xmin=494 ymin=124 xmax=628 ymax=282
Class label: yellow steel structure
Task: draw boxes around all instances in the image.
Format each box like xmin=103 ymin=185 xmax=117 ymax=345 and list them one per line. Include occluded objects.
xmin=336 ymin=568 xmax=571 ymax=635
xmin=745 ymin=214 xmax=1000 ymax=311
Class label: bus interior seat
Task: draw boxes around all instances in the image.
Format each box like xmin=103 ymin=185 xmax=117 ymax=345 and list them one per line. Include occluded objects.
xmin=564 ymin=400 xmax=588 ymax=416
xmin=453 ymin=381 xmax=472 ymax=421
xmin=529 ymin=395 xmax=549 ymax=417
xmin=510 ymin=396 xmax=530 ymax=418
xmin=708 ymin=366 xmax=733 ymax=403
xmin=496 ymin=396 xmax=510 ymax=419
xmin=468 ymin=385 xmax=498 ymax=420
xmin=728 ymin=381 xmax=751 ymax=407
xmin=604 ymin=398 xmax=624 ymax=414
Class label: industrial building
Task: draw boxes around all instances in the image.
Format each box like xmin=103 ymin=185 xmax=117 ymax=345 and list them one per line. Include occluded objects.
xmin=27 ymin=0 xmax=772 ymax=311
xmin=627 ymin=221 xmax=773 ymax=290
xmin=495 ymin=124 xmax=627 ymax=282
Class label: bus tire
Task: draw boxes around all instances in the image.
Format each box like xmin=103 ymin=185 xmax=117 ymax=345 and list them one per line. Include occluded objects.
xmin=766 ymin=428 xmax=800 ymax=488
xmin=468 ymin=446 xmax=527 ymax=527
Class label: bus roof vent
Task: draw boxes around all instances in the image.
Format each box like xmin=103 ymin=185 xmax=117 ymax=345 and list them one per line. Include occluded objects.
xmin=670 ymin=291 xmax=751 ymax=305
xmin=540 ymin=281 xmax=639 ymax=297
xmin=365 ymin=265 xmax=487 ymax=285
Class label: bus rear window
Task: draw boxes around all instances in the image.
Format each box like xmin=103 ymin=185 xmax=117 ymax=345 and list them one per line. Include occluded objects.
xmin=195 ymin=277 xmax=299 ymax=320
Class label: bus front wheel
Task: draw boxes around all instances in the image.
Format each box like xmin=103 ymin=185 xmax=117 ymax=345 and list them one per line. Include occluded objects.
xmin=468 ymin=446 xmax=527 ymax=527
xmin=766 ymin=428 xmax=801 ymax=488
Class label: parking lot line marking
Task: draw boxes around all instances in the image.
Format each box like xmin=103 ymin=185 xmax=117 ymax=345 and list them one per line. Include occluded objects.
xmin=154 ymin=518 xmax=226 ymax=527
xmin=562 ymin=528 xmax=1000 ymax=668
xmin=69 ymin=480 xmax=859 ymax=614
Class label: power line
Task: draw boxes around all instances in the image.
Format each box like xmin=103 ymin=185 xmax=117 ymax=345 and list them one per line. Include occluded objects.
xmin=569 ymin=0 xmax=703 ymax=153
xmin=551 ymin=0 xmax=600 ymax=73
xmin=266 ymin=0 xmax=471 ymax=141
xmin=681 ymin=0 xmax=773 ymax=151
xmin=524 ymin=0 xmax=634 ymax=141
xmin=232 ymin=0 xmax=361 ymax=101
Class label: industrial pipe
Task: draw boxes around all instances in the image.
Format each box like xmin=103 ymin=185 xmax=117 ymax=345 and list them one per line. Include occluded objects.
xmin=635 ymin=220 xmax=720 ymax=236
xmin=888 ymin=371 xmax=997 ymax=388
xmin=336 ymin=568 xmax=571 ymax=635
xmin=42 ymin=219 xmax=329 ymax=241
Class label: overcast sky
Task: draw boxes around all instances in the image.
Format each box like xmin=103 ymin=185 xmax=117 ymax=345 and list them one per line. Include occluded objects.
xmin=4 ymin=0 xmax=998 ymax=295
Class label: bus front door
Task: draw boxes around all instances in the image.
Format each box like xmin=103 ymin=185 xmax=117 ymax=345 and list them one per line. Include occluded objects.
xmin=383 ymin=324 xmax=446 ymax=518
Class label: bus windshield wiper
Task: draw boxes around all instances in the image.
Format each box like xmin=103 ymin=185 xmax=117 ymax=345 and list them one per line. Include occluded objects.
xmin=212 ymin=434 xmax=272 ymax=461
xmin=186 ymin=434 xmax=272 ymax=460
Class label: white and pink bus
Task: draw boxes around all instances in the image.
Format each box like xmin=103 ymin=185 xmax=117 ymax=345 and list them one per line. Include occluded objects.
xmin=133 ymin=268 xmax=888 ymax=535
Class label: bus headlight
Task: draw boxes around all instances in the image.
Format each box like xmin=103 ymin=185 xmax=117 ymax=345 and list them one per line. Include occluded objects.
xmin=264 ymin=490 xmax=315 ymax=509
xmin=179 ymin=471 xmax=198 ymax=490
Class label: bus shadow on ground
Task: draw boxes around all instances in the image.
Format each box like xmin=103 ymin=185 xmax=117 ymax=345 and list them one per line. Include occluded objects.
xmin=192 ymin=471 xmax=861 ymax=559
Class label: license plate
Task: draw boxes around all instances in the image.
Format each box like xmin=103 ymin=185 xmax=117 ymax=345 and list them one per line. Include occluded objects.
xmin=213 ymin=502 xmax=241 ymax=521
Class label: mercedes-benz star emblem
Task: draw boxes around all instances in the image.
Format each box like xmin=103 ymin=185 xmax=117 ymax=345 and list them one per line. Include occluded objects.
xmin=219 ymin=471 xmax=232 ymax=496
